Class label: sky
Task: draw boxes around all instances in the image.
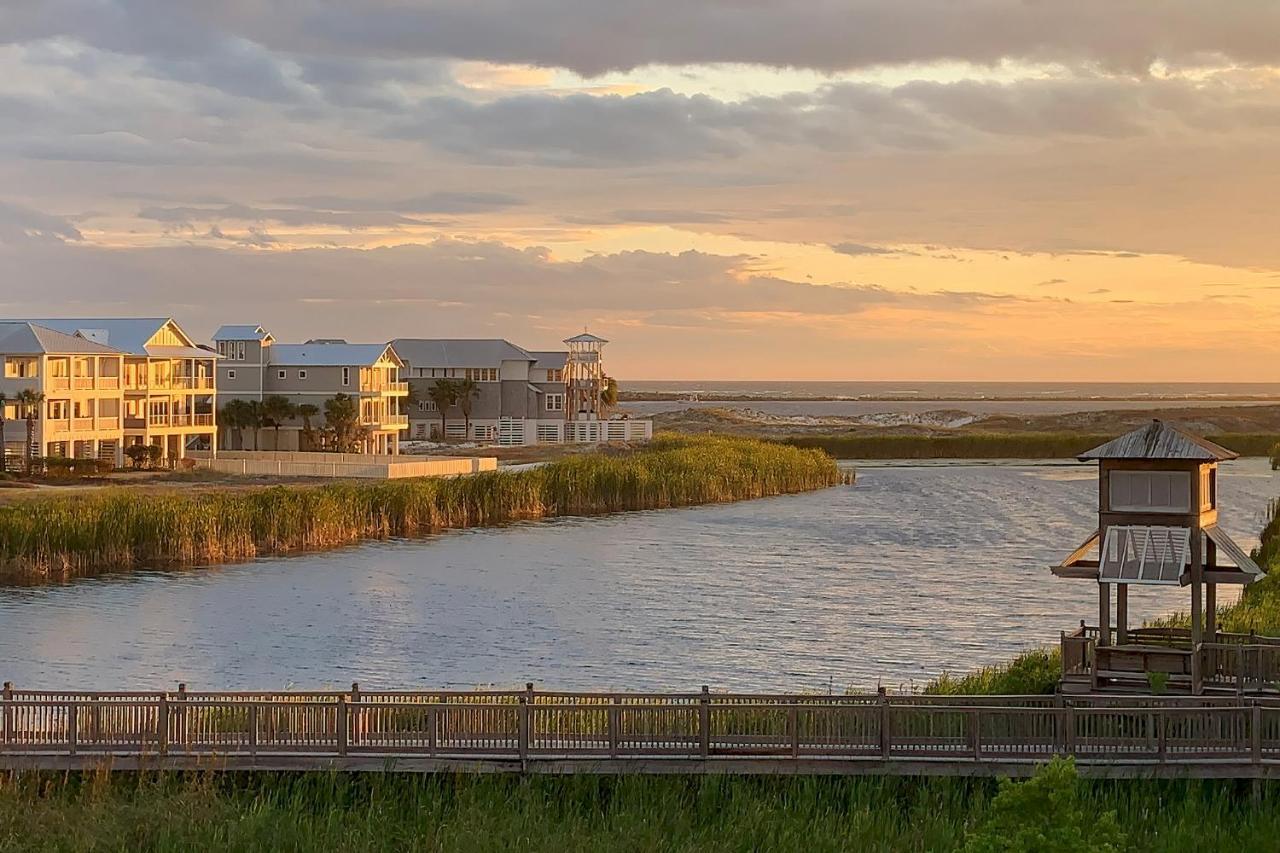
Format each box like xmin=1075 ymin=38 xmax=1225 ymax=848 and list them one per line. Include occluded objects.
xmin=2 ymin=2 xmax=1280 ymax=381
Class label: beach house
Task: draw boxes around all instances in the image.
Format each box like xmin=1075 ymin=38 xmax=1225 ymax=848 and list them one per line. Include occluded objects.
xmin=213 ymin=325 xmax=408 ymax=454
xmin=0 ymin=317 xmax=217 ymax=466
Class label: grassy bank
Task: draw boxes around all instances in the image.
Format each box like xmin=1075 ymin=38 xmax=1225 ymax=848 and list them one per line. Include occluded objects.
xmin=0 ymin=435 xmax=841 ymax=582
xmin=782 ymin=431 xmax=1280 ymax=459
xmin=3 ymin=768 xmax=1279 ymax=851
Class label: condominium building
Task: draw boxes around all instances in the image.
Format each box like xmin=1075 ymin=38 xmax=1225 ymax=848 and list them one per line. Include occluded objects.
xmin=213 ymin=325 xmax=408 ymax=454
xmin=392 ymin=334 xmax=650 ymax=445
xmin=0 ymin=318 xmax=217 ymax=466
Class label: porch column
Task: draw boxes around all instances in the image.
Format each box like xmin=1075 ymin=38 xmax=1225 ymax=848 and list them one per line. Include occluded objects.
xmin=1098 ymin=582 xmax=1111 ymax=647
xmin=1116 ymin=584 xmax=1128 ymax=644
xmin=1205 ymin=582 xmax=1217 ymax=641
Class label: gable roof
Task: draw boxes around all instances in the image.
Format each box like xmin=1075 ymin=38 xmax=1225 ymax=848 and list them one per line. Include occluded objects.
xmin=391 ymin=338 xmax=534 ymax=368
xmin=269 ymin=342 xmax=400 ymax=367
xmin=564 ymin=332 xmax=608 ymax=344
xmin=529 ymin=350 xmax=568 ymax=370
xmin=19 ymin=318 xmax=205 ymax=357
xmin=213 ymin=324 xmax=273 ymax=342
xmin=0 ymin=321 xmax=122 ymax=355
xmin=1078 ymin=420 xmax=1238 ymax=462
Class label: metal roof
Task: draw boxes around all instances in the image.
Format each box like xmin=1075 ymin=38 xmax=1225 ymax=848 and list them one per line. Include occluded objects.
xmin=529 ymin=350 xmax=568 ymax=369
xmin=1078 ymin=420 xmax=1238 ymax=462
xmin=212 ymin=324 xmax=273 ymax=342
xmin=1205 ymin=525 xmax=1264 ymax=578
xmin=269 ymin=343 xmax=399 ymax=367
xmin=0 ymin=321 xmax=122 ymax=355
xmin=391 ymin=338 xmax=535 ymax=368
xmin=564 ymin=332 xmax=608 ymax=344
xmin=18 ymin=318 xmax=190 ymax=357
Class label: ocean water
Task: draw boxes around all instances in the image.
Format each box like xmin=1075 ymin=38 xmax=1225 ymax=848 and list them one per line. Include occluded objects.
xmin=2 ymin=459 xmax=1275 ymax=693
xmin=622 ymin=381 xmax=1280 ymax=400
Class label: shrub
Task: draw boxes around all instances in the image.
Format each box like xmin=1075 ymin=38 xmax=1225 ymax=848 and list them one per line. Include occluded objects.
xmin=1146 ymin=671 xmax=1169 ymax=694
xmin=964 ymin=757 xmax=1126 ymax=853
xmin=179 ymin=458 xmax=197 ymax=471
xmin=146 ymin=444 xmax=163 ymax=466
xmin=124 ymin=445 xmax=151 ymax=469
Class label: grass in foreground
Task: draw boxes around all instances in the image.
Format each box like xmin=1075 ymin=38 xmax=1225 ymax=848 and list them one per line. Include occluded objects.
xmin=2 ymin=766 xmax=1279 ymax=852
xmin=782 ymin=432 xmax=1280 ymax=460
xmin=0 ymin=435 xmax=841 ymax=582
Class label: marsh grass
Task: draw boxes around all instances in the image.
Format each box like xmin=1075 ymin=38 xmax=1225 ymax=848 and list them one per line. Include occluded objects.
xmin=3 ymin=770 xmax=1280 ymax=852
xmin=782 ymin=432 xmax=1280 ymax=460
xmin=0 ymin=435 xmax=841 ymax=581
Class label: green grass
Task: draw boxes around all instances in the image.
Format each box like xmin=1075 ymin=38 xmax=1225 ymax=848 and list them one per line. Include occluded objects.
xmin=0 ymin=435 xmax=841 ymax=581
xmin=781 ymin=432 xmax=1280 ymax=460
xmin=5 ymin=770 xmax=1280 ymax=852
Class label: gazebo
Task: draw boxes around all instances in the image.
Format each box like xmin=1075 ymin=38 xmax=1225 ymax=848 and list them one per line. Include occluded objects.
xmin=1053 ymin=420 xmax=1264 ymax=694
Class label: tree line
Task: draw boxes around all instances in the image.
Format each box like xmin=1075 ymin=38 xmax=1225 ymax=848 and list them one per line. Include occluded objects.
xmin=219 ymin=394 xmax=362 ymax=452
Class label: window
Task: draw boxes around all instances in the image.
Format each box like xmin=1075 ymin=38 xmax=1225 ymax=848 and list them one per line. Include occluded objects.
xmin=546 ymin=393 xmax=564 ymax=412
xmin=342 ymin=367 xmax=350 ymax=386
xmin=1109 ymin=471 xmax=1191 ymax=513
xmin=277 ymin=370 xmax=287 ymax=380
xmin=465 ymin=367 xmax=499 ymax=382
xmin=227 ymin=369 xmax=237 ymax=380
xmin=237 ymin=341 xmax=246 ymax=361
xmin=47 ymin=400 xmax=68 ymax=420
xmin=298 ymin=370 xmax=308 ymax=380
xmin=1100 ymin=525 xmax=1191 ymax=585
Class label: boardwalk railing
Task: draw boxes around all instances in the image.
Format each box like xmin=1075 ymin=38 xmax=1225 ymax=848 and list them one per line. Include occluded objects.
xmin=7 ymin=684 xmax=1280 ymax=776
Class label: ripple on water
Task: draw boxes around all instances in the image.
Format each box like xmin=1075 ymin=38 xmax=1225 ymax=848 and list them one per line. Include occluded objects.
xmin=0 ymin=459 xmax=1276 ymax=692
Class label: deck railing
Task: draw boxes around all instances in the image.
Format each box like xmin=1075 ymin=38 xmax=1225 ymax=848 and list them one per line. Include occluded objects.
xmin=5 ymin=685 xmax=1280 ymax=776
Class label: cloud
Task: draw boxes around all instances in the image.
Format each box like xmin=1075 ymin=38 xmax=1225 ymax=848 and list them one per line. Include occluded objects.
xmin=831 ymin=242 xmax=898 ymax=257
xmin=0 ymin=199 xmax=82 ymax=243
xmin=138 ymin=203 xmax=427 ymax=230
xmin=274 ymin=191 xmax=526 ymax=214
xmin=6 ymin=1 xmax=1280 ymax=75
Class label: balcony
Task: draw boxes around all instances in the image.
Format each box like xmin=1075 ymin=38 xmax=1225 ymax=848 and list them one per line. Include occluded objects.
xmin=48 ymin=377 xmax=71 ymax=391
xmin=98 ymin=377 xmax=121 ymax=390
xmin=46 ymin=419 xmax=71 ymax=434
xmin=194 ymin=413 xmax=215 ymax=426
xmin=98 ymin=416 xmax=120 ymax=430
xmin=73 ymin=377 xmax=95 ymax=390
xmin=72 ymin=417 xmax=94 ymax=431
xmin=124 ymin=417 xmax=146 ymax=430
xmin=361 ymin=381 xmax=409 ymax=395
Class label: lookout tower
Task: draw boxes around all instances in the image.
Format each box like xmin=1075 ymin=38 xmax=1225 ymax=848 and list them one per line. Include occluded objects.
xmin=563 ymin=332 xmax=607 ymax=421
xmin=1053 ymin=420 xmax=1262 ymax=693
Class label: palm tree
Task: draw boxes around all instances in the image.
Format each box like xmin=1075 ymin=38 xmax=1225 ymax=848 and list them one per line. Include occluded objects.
xmin=427 ymin=379 xmax=459 ymax=441
xmin=296 ymin=403 xmax=319 ymax=450
xmin=261 ymin=395 xmax=296 ymax=450
xmin=17 ymin=389 xmax=44 ymax=473
xmin=219 ymin=399 xmax=250 ymax=450
xmin=601 ymin=377 xmax=619 ymax=412
xmin=0 ymin=392 xmax=7 ymax=473
xmin=245 ymin=400 xmax=265 ymax=450
xmin=454 ymin=378 xmax=481 ymax=439
xmin=324 ymin=393 xmax=360 ymax=452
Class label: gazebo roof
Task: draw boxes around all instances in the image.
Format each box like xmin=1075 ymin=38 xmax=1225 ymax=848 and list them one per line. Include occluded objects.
xmin=1078 ymin=420 xmax=1237 ymax=463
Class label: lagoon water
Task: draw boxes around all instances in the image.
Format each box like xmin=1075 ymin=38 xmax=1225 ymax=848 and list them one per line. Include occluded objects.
xmin=2 ymin=459 xmax=1277 ymax=693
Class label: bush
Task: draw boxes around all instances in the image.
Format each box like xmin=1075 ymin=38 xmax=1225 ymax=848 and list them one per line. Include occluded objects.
xmin=964 ymin=758 xmax=1126 ymax=853
xmin=179 ymin=458 xmax=197 ymax=471
xmin=123 ymin=445 xmax=151 ymax=469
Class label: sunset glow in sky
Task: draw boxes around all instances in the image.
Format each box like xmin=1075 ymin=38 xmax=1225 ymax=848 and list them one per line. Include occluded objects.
xmin=2 ymin=2 xmax=1280 ymax=379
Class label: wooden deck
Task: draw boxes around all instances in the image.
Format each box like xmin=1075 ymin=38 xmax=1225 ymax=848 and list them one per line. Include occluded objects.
xmin=8 ymin=685 xmax=1280 ymax=778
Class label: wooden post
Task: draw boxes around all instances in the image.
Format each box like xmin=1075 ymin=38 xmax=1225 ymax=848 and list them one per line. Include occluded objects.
xmin=157 ymin=695 xmax=168 ymax=755
xmin=878 ymin=687 xmax=891 ymax=759
xmin=1157 ymin=711 xmax=1167 ymax=761
xmin=248 ymin=704 xmax=258 ymax=756
xmin=176 ymin=683 xmax=187 ymax=750
xmin=2 ymin=682 xmax=11 ymax=748
xmin=699 ymin=685 xmax=711 ymax=759
xmin=1116 ymin=585 xmax=1129 ymax=645
xmin=1099 ymin=583 xmax=1111 ymax=647
xmin=1191 ymin=533 xmax=1204 ymax=666
xmin=336 ymin=696 xmax=348 ymax=756
xmin=1239 ymin=645 xmax=1247 ymax=696
xmin=1064 ymin=703 xmax=1076 ymax=756
xmin=428 ymin=706 xmax=438 ymax=757
xmin=1253 ymin=704 xmax=1263 ymax=765
xmin=969 ymin=710 xmax=981 ymax=759
xmin=789 ymin=706 xmax=800 ymax=759
xmin=608 ymin=698 xmax=620 ymax=759
xmin=518 ymin=694 xmax=530 ymax=766
xmin=67 ymin=703 xmax=78 ymax=755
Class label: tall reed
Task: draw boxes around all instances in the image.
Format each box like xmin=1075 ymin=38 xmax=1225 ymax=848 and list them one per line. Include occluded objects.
xmin=0 ymin=435 xmax=841 ymax=581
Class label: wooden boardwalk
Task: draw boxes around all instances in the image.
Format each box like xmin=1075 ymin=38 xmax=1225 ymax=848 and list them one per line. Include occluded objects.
xmin=6 ymin=685 xmax=1280 ymax=778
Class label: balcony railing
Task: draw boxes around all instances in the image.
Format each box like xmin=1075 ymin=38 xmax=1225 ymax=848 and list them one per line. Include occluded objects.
xmin=148 ymin=413 xmax=170 ymax=427
xmin=73 ymin=377 xmax=95 ymax=390
xmin=48 ymin=377 xmax=70 ymax=391
xmin=360 ymin=381 xmax=409 ymax=394
xmin=125 ymin=377 xmax=216 ymax=391
xmin=143 ymin=413 xmax=214 ymax=429
xmin=194 ymin=413 xmax=215 ymax=426
xmin=98 ymin=416 xmax=120 ymax=430
xmin=72 ymin=417 xmax=94 ymax=431
xmin=98 ymin=377 xmax=120 ymax=390
xmin=380 ymin=414 xmax=409 ymax=427
xmin=46 ymin=419 xmax=71 ymax=434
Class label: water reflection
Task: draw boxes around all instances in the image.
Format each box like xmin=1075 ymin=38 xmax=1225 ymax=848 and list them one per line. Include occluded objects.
xmin=1 ymin=459 xmax=1275 ymax=692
